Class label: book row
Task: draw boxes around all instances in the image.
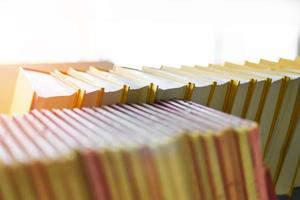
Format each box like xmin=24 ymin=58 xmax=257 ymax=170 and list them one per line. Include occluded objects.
xmin=0 ymin=100 xmax=275 ymax=200
xmin=0 ymin=57 xmax=299 ymax=195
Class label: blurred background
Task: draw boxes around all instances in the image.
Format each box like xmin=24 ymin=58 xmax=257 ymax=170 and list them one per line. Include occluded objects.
xmin=0 ymin=0 xmax=299 ymax=67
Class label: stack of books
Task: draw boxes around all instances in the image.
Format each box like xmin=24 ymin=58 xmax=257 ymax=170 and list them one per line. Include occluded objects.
xmin=0 ymin=57 xmax=299 ymax=197
xmin=0 ymin=100 xmax=275 ymax=200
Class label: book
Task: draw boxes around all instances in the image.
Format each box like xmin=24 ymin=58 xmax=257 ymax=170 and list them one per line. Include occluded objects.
xmin=0 ymin=100 xmax=275 ymax=199
xmin=11 ymin=69 xmax=79 ymax=115
xmin=0 ymin=57 xmax=299 ymax=197
xmin=68 ymin=68 xmax=125 ymax=105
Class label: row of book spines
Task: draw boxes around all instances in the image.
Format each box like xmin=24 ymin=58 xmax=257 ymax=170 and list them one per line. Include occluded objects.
xmin=27 ymin=60 xmax=300 ymax=110
xmin=0 ymin=127 xmax=274 ymax=200
xmin=11 ymin=68 xmax=241 ymax=116
xmin=0 ymin=61 xmax=113 ymax=114
xmin=6 ymin=57 xmax=300 ymax=116
xmin=10 ymin=68 xmax=195 ymax=115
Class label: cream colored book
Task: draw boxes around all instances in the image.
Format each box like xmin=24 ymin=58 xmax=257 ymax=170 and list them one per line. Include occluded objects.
xmin=279 ymin=58 xmax=300 ymax=69
xmin=68 ymin=68 xmax=125 ymax=105
xmin=11 ymin=69 xmax=79 ymax=115
xmin=174 ymin=134 xmax=202 ymax=200
xmin=160 ymin=66 xmax=216 ymax=106
xmin=263 ymin=69 xmax=300 ymax=180
xmin=0 ymin=144 xmax=20 ymax=200
xmin=151 ymin=141 xmax=177 ymax=200
xmin=196 ymin=66 xmax=241 ymax=114
xmin=223 ymin=62 xmax=270 ymax=121
xmin=126 ymin=146 xmax=152 ymax=200
xmin=208 ymin=64 xmax=256 ymax=118
xmin=189 ymin=132 xmax=214 ymax=200
xmin=245 ymin=62 xmax=288 ymax=151
xmin=16 ymin=113 xmax=73 ymax=200
xmin=142 ymin=66 xmax=190 ymax=99
xmin=245 ymin=61 xmax=300 ymax=186
xmin=114 ymin=67 xmax=187 ymax=102
xmin=88 ymin=67 xmax=150 ymax=104
xmin=107 ymin=149 xmax=134 ymax=200
xmin=236 ymin=128 xmax=258 ymax=200
xmin=181 ymin=65 xmax=232 ymax=112
xmin=51 ymin=70 xmax=102 ymax=108
xmin=204 ymin=132 xmax=227 ymax=200
xmin=0 ymin=119 xmax=38 ymax=200
xmin=259 ymin=59 xmax=281 ymax=69
xmin=163 ymin=137 xmax=191 ymax=200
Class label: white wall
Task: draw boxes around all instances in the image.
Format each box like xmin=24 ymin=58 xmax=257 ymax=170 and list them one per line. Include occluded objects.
xmin=0 ymin=0 xmax=299 ymax=66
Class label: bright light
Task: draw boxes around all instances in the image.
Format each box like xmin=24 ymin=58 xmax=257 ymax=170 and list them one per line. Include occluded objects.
xmin=0 ymin=0 xmax=299 ymax=66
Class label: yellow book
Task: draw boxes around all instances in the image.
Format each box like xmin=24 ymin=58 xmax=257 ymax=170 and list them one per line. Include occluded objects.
xmin=161 ymin=135 xmax=199 ymax=200
xmin=142 ymin=66 xmax=191 ymax=99
xmin=245 ymin=62 xmax=300 ymax=184
xmin=160 ymin=66 xmax=216 ymax=106
xmin=173 ymin=134 xmax=202 ymax=200
xmin=0 ymin=126 xmax=37 ymax=200
xmin=260 ymin=75 xmax=288 ymax=152
xmin=261 ymin=59 xmax=300 ymax=73
xmin=10 ymin=69 xmax=79 ymax=114
xmin=181 ymin=65 xmax=232 ymax=112
xmin=259 ymin=59 xmax=281 ymax=69
xmin=114 ymin=67 xmax=187 ymax=102
xmin=0 ymin=62 xmax=112 ymax=114
xmin=202 ymin=132 xmax=226 ymax=200
xmin=108 ymin=149 xmax=134 ymax=200
xmin=263 ymin=70 xmax=300 ymax=180
xmin=195 ymin=66 xmax=237 ymax=111
xmin=0 ymin=145 xmax=20 ymax=200
xmin=194 ymin=65 xmax=240 ymax=114
xmin=189 ymin=132 xmax=214 ymax=200
xmin=223 ymin=62 xmax=270 ymax=121
xmin=20 ymin=112 xmax=72 ymax=200
xmin=214 ymin=129 xmax=243 ymax=200
xmin=245 ymin=61 xmax=270 ymax=70
xmin=164 ymin=137 xmax=190 ymax=200
xmin=68 ymin=68 xmax=125 ymax=105
xmin=88 ymin=67 xmax=151 ymax=104
xmin=236 ymin=128 xmax=258 ymax=200
xmin=112 ymin=66 xmax=157 ymax=103
xmin=126 ymin=146 xmax=151 ymax=200
xmin=11 ymin=163 xmax=37 ymax=200
xmin=63 ymin=152 xmax=92 ymax=200
xmin=43 ymin=159 xmax=71 ymax=200
xmin=151 ymin=141 xmax=177 ymax=200
xmin=279 ymin=58 xmax=300 ymax=69
xmin=51 ymin=70 xmax=102 ymax=108
xmin=245 ymin=62 xmax=289 ymax=151
xmin=28 ymin=111 xmax=78 ymax=199
xmin=98 ymin=150 xmax=120 ymax=200
xmin=3 ymin=114 xmax=58 ymax=200
xmin=208 ymin=64 xmax=256 ymax=118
